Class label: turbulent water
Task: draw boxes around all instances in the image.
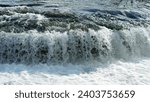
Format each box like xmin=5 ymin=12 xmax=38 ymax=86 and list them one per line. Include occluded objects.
xmin=0 ymin=0 xmax=150 ymax=85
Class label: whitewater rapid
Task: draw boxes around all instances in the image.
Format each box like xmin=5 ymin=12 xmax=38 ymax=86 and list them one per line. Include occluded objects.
xmin=0 ymin=0 xmax=150 ymax=85
xmin=1 ymin=26 xmax=150 ymax=64
xmin=0 ymin=26 xmax=150 ymax=85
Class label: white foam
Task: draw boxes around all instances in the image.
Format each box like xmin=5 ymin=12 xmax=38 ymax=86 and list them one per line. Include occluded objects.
xmin=0 ymin=58 xmax=150 ymax=85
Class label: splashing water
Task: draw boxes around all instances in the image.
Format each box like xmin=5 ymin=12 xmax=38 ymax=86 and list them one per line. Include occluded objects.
xmin=0 ymin=0 xmax=150 ymax=84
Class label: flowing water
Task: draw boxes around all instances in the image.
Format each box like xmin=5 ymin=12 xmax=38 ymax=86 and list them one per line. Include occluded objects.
xmin=0 ymin=0 xmax=150 ymax=85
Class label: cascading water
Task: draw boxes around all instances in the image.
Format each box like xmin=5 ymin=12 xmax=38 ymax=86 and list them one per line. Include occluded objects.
xmin=0 ymin=0 xmax=150 ymax=85
xmin=1 ymin=26 xmax=150 ymax=64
